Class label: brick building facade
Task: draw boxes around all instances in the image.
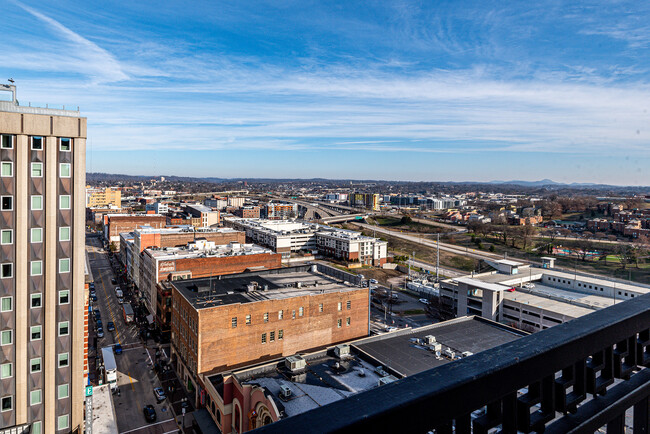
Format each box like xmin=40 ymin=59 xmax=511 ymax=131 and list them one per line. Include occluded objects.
xmin=103 ymin=214 xmax=167 ymax=249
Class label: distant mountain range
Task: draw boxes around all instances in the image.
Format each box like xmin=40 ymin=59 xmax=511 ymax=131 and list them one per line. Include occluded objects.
xmin=487 ymin=179 xmax=600 ymax=187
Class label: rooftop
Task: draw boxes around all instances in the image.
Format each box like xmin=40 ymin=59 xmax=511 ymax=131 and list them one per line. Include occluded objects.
xmin=0 ymin=85 xmax=81 ymax=117
xmin=147 ymin=242 xmax=273 ymax=260
xmin=173 ymin=265 xmax=362 ymax=309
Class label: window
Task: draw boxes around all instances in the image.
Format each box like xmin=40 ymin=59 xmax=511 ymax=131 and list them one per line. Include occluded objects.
xmin=59 ymin=195 xmax=71 ymax=210
xmin=1 ymin=396 xmax=12 ymax=412
xmin=30 ymin=326 xmax=42 ymax=341
xmin=0 ymin=363 xmax=12 ymax=379
xmin=30 ymin=358 xmax=41 ymax=373
xmin=270 ymin=331 xmax=275 ymax=342
xmin=1 ymin=135 xmax=12 ymax=149
xmin=31 ymin=162 xmax=43 ymax=178
xmin=231 ymin=317 xmax=237 ymax=328
xmin=263 ymin=312 xmax=269 ymax=323
xmin=337 ymin=319 xmax=342 ymax=328
xmin=1 ymin=330 xmax=12 ymax=345
xmin=59 ymin=163 xmax=71 ymax=178
xmin=58 ymin=321 xmax=69 ymax=336
xmin=58 ymin=384 xmax=69 ymax=399
xmin=59 ymin=290 xmax=69 ymax=305
xmin=245 ymin=314 xmax=251 ymax=325
xmin=1 ymin=196 xmax=12 ymax=211
xmin=60 ymin=138 xmax=71 ymax=151
xmin=338 ymin=302 xmax=342 ymax=311
xmin=261 ymin=333 xmax=267 ymax=344
xmin=278 ymin=310 xmax=283 ymax=320
xmin=32 ymin=422 xmax=41 ymax=434
xmin=292 ymin=310 xmax=296 ymax=319
xmin=1 ymin=230 xmax=12 ymax=245
xmin=1 ymin=263 xmax=11 ymax=278
xmin=1 ymin=162 xmax=12 ymax=177
xmin=278 ymin=329 xmax=283 ymax=340
xmin=347 ymin=300 xmax=351 ymax=310
xmin=1 ymin=297 xmax=12 ymax=312
xmin=319 ymin=303 xmax=323 ymax=312
xmin=30 ymin=389 xmax=42 ymax=406
xmin=59 ymin=227 xmax=70 ymax=241
xmin=31 ymin=293 xmax=42 ymax=308
xmin=31 ymin=136 xmax=43 ymax=150
xmin=31 ymin=228 xmax=43 ymax=243
xmin=58 ymin=353 xmax=69 ymax=368
xmin=59 ymin=258 xmax=70 ymax=273
xmin=346 ymin=317 xmax=351 ymax=326
xmin=57 ymin=414 xmax=69 ymax=430
xmin=31 ymin=260 xmax=42 ymax=276
xmin=31 ymin=195 xmax=42 ymax=211
xmin=298 ymin=307 xmax=304 ymax=317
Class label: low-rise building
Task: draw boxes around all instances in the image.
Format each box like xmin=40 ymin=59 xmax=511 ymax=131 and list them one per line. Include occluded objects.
xmin=103 ymin=213 xmax=167 ymax=249
xmin=223 ymin=218 xmax=387 ymax=265
xmin=145 ymin=201 xmax=168 ymax=214
xmin=186 ymin=203 xmax=220 ymax=227
xmin=265 ymin=202 xmax=298 ymax=220
xmin=86 ymin=186 xmax=122 ymax=208
xmin=170 ymin=264 xmax=370 ymax=396
xmin=440 ymin=259 xmax=650 ymax=332
xmin=234 ymin=205 xmax=260 ymax=219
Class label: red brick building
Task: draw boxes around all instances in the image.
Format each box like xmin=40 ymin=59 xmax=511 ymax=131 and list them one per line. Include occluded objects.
xmin=103 ymin=213 xmax=167 ymax=249
xmin=234 ymin=206 xmax=261 ymax=219
xmin=170 ymin=265 xmax=369 ymax=395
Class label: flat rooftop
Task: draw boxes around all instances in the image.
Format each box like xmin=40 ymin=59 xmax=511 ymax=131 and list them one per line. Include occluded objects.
xmin=453 ymin=276 xmax=510 ymax=292
xmin=173 ymin=265 xmax=362 ymax=309
xmin=503 ymin=290 xmax=596 ymax=318
xmin=147 ymin=242 xmax=273 ymax=260
xmin=354 ymin=316 xmax=525 ymax=377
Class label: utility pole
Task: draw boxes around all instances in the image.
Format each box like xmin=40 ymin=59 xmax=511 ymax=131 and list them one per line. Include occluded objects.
xmin=436 ymin=233 xmax=440 ymax=282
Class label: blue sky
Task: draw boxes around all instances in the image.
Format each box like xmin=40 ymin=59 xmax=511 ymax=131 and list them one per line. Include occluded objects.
xmin=2 ymin=1 xmax=650 ymax=185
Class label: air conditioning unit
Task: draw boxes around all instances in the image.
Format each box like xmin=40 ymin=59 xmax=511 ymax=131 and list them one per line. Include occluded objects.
xmin=444 ymin=349 xmax=455 ymax=359
xmin=334 ymin=344 xmax=350 ymax=359
xmin=285 ymin=355 xmax=306 ymax=372
xmin=429 ymin=342 xmax=442 ymax=352
xmin=279 ymin=385 xmax=292 ymax=399
xmin=461 ymin=351 xmax=474 ymax=358
xmin=378 ymin=375 xmax=398 ymax=386
xmin=423 ymin=335 xmax=436 ymax=345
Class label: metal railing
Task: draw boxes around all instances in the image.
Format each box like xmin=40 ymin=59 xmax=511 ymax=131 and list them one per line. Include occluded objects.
xmin=253 ymin=293 xmax=650 ymax=433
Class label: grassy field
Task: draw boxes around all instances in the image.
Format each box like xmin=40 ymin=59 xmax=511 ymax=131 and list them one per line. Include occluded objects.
xmin=368 ymin=216 xmax=450 ymax=234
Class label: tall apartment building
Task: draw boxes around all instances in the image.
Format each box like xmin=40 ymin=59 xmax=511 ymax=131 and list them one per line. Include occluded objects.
xmin=264 ymin=202 xmax=298 ymax=220
xmin=85 ymin=186 xmax=121 ymax=208
xmin=349 ymin=193 xmax=379 ymax=211
xmin=0 ymin=85 xmax=86 ymax=433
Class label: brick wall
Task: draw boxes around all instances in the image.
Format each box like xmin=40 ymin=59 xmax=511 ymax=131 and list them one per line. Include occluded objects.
xmin=108 ymin=215 xmax=167 ymax=238
xmin=193 ymin=288 xmax=369 ymax=374
xmin=169 ymin=253 xmax=282 ymax=280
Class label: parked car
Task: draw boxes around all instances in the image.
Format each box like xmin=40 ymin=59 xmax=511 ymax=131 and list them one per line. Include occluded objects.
xmin=419 ymin=298 xmax=430 ymax=305
xmin=95 ymin=312 xmax=101 ymax=322
xmin=369 ymin=279 xmax=378 ymax=284
xmin=96 ymin=319 xmax=103 ymax=330
xmin=143 ymin=405 xmax=157 ymax=423
xmin=114 ymin=343 xmax=123 ymax=355
xmin=111 ymin=277 xmax=117 ymax=285
xmin=153 ymin=387 xmax=166 ymax=402
xmin=107 ymin=321 xmax=115 ymax=332
xmin=96 ymin=328 xmax=104 ymax=338
xmin=91 ymin=295 xmax=98 ymax=302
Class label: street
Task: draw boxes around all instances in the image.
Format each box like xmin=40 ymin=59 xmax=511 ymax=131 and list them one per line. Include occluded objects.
xmin=86 ymin=235 xmax=181 ymax=434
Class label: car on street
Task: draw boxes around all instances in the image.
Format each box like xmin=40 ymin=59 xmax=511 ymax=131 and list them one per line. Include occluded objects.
xmin=114 ymin=343 xmax=122 ymax=355
xmin=111 ymin=277 xmax=117 ymax=284
xmin=96 ymin=319 xmax=103 ymax=330
xmin=153 ymin=387 xmax=166 ymax=402
xmin=95 ymin=312 xmax=101 ymax=322
xmin=143 ymin=405 xmax=157 ymax=423
xmin=369 ymin=279 xmax=378 ymax=284
xmin=419 ymin=298 xmax=430 ymax=305
xmin=91 ymin=295 xmax=98 ymax=302
xmin=97 ymin=327 xmax=104 ymax=338
xmin=107 ymin=321 xmax=115 ymax=332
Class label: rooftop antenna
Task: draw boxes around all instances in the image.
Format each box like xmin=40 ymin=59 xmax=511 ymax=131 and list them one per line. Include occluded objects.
xmin=8 ymin=78 xmax=14 ymax=84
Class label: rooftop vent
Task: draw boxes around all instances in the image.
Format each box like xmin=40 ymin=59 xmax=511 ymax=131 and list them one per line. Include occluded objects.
xmin=334 ymin=344 xmax=350 ymax=359
xmin=279 ymin=385 xmax=292 ymax=400
xmin=285 ymin=355 xmax=306 ymax=373
xmin=423 ymin=335 xmax=436 ymax=345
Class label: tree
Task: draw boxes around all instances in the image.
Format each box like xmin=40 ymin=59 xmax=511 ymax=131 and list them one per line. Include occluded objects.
xmin=521 ymin=224 xmax=536 ymax=251
xmin=576 ymin=238 xmax=594 ymax=261
xmin=400 ymin=216 xmax=412 ymax=225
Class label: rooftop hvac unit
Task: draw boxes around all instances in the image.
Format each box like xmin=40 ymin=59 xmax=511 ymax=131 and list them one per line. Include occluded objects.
xmin=296 ymin=281 xmax=302 ymax=288
xmin=378 ymin=375 xmax=398 ymax=386
xmin=374 ymin=366 xmax=389 ymax=377
xmin=461 ymin=351 xmax=474 ymax=358
xmin=334 ymin=344 xmax=350 ymax=359
xmin=279 ymin=385 xmax=292 ymax=400
xmin=423 ymin=335 xmax=436 ymax=345
xmin=444 ymin=349 xmax=455 ymax=359
xmin=285 ymin=355 xmax=307 ymax=372
xmin=430 ymin=342 xmax=442 ymax=352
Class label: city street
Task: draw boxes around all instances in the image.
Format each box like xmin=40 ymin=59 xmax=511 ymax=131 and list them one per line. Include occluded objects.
xmin=86 ymin=235 xmax=180 ymax=433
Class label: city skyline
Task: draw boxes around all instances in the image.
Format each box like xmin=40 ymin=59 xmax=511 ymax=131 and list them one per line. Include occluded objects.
xmin=2 ymin=1 xmax=650 ymax=185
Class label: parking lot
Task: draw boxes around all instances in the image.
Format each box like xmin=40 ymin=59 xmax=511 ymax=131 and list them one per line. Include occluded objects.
xmin=86 ymin=235 xmax=187 ymax=433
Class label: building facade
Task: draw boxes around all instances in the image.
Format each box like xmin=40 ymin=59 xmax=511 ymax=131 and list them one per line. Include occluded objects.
xmin=85 ymin=187 xmax=121 ymax=208
xmin=0 ymin=86 xmax=86 ymax=433
xmin=103 ymin=213 xmax=167 ymax=249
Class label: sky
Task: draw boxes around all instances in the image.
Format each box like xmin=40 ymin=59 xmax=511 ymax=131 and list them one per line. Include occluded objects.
xmin=1 ymin=0 xmax=650 ymax=185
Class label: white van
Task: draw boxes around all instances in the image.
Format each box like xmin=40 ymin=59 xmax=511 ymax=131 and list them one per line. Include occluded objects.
xmin=115 ymin=289 xmax=123 ymax=299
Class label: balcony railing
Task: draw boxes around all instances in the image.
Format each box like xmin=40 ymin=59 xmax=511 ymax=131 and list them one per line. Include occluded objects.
xmin=253 ymin=293 xmax=650 ymax=433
